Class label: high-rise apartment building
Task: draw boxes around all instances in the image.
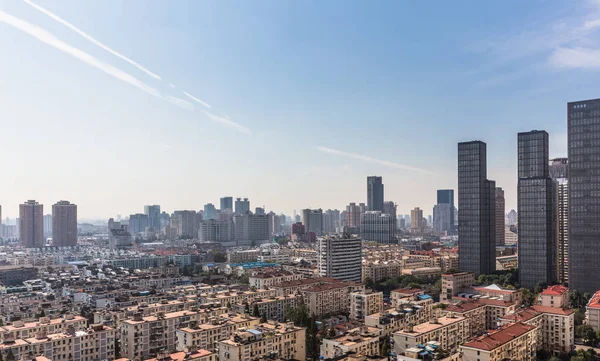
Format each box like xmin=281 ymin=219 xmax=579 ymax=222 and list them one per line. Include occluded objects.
xmin=567 ymin=99 xmax=600 ymax=292
xmin=128 ymin=213 xmax=149 ymax=234
xmin=360 ymin=211 xmax=396 ymax=243
xmin=551 ymin=158 xmax=569 ymax=284
xmin=232 ymin=213 xmax=270 ymax=243
xmin=173 ymin=210 xmax=200 ymax=238
xmin=507 ymin=209 xmax=518 ymax=226
xmin=383 ymin=201 xmax=397 ymax=218
xmin=345 ymin=203 xmax=362 ymax=228
xmin=495 ymin=188 xmax=505 ymax=245
xmin=43 ymin=214 xmax=52 ymax=237
xmin=144 ymin=205 xmax=161 ymax=229
xmin=199 ymin=219 xmax=231 ymax=242
xmin=204 ymin=203 xmax=217 ymax=220
xmin=457 ymin=141 xmax=496 ymax=276
xmin=19 ymin=200 xmax=44 ymax=248
xmin=433 ymin=203 xmax=452 ymax=234
xmin=323 ymin=209 xmax=340 ymax=234
xmin=518 ymin=130 xmax=555 ymax=289
xmin=317 ymin=235 xmax=362 ymax=282
xmin=436 ymin=190 xmax=455 ymax=234
xmin=255 ymin=207 xmax=265 ymax=215
xmin=302 ymin=208 xmax=323 ymax=235
xmin=410 ymin=207 xmax=424 ymax=229
xmin=52 ymin=200 xmax=77 ymax=247
xmin=234 ymin=198 xmax=250 ymax=215
xmin=367 ymin=176 xmax=384 ymax=212
xmin=220 ymin=196 xmax=233 ymax=211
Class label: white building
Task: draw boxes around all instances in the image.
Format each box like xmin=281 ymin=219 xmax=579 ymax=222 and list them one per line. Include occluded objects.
xmin=317 ymin=236 xmax=362 ymax=282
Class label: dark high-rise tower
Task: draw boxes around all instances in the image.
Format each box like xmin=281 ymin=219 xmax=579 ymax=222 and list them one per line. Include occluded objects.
xmin=518 ymin=130 xmax=555 ymax=289
xmin=495 ymin=188 xmax=505 ymax=246
xmin=52 ymin=201 xmax=77 ymax=247
xmin=220 ymin=197 xmax=233 ymax=211
xmin=458 ymin=141 xmax=496 ymax=276
xmin=367 ymin=176 xmax=384 ymax=212
xmin=550 ymin=158 xmax=569 ymax=284
xmin=436 ymin=189 xmax=455 ymax=234
xmin=144 ymin=205 xmax=161 ymax=229
xmin=568 ymin=99 xmax=600 ymax=292
xmin=19 ymin=200 xmax=44 ymax=248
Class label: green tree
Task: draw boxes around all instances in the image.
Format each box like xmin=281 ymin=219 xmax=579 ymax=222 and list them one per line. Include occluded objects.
xmin=380 ymin=335 xmax=391 ymax=356
xmin=328 ymin=327 xmax=336 ymax=339
xmin=226 ymin=301 xmax=232 ymax=311
xmin=252 ymin=304 xmax=260 ymax=317
xmin=260 ymin=313 xmax=267 ymax=323
xmin=5 ymin=350 xmax=14 ymax=361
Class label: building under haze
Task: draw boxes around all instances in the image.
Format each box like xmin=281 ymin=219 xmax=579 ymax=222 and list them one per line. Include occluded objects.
xmin=144 ymin=205 xmax=161 ymax=230
xmin=234 ymin=198 xmax=250 ymax=215
xmin=19 ymin=200 xmax=44 ymax=248
xmin=199 ymin=219 xmax=231 ymax=242
xmin=360 ymin=211 xmax=396 ymax=243
xmin=302 ymin=208 xmax=323 ymax=236
xmin=52 ymin=200 xmax=77 ymax=247
xmin=172 ymin=210 xmax=200 ymax=239
xmin=458 ymin=141 xmax=496 ymax=276
xmin=383 ymin=201 xmax=397 ymax=219
xmin=410 ymin=207 xmax=424 ymax=229
xmin=568 ymin=99 xmax=600 ymax=293
xmin=220 ymin=196 xmax=233 ymax=211
xmin=517 ymin=130 xmax=555 ymax=289
xmin=550 ymin=158 xmax=569 ymax=284
xmin=204 ymin=203 xmax=217 ymax=220
xmin=128 ymin=213 xmax=149 ymax=235
xmin=345 ymin=203 xmax=362 ymax=229
xmin=495 ymin=188 xmax=505 ymax=246
xmin=433 ymin=203 xmax=452 ymax=234
xmin=318 ymin=235 xmax=362 ymax=282
xmin=436 ymin=190 xmax=455 ymax=234
xmin=367 ymin=176 xmax=384 ymax=212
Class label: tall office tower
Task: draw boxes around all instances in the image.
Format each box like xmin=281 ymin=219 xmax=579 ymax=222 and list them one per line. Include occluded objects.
xmin=159 ymin=212 xmax=170 ymax=228
xmin=199 ymin=219 xmax=231 ymax=242
xmin=317 ymin=235 xmax=362 ymax=282
xmin=458 ymin=141 xmax=496 ymax=276
xmin=410 ymin=207 xmax=423 ymax=229
xmin=517 ymin=130 xmax=555 ymax=289
xmin=323 ymin=209 xmax=341 ymax=234
xmin=43 ymin=214 xmax=52 ymax=237
xmin=437 ymin=190 xmax=455 ymax=233
xmin=302 ymin=208 xmax=323 ymax=235
xmin=269 ymin=212 xmax=282 ymax=235
xmin=568 ymin=99 xmax=600 ymax=292
xmin=173 ymin=210 xmax=200 ymax=238
xmin=204 ymin=203 xmax=217 ymax=220
xmin=550 ymin=158 xmax=569 ymax=283
xmin=383 ymin=201 xmax=397 ymax=219
xmin=234 ymin=198 xmax=250 ymax=215
xmin=427 ymin=215 xmax=432 ymax=227
xmin=255 ymin=207 xmax=265 ymax=215
xmin=128 ymin=213 xmax=149 ymax=234
xmin=51 ymin=201 xmax=77 ymax=247
xmin=19 ymin=200 xmax=44 ymax=248
xmin=232 ymin=213 xmax=270 ymax=243
xmin=144 ymin=205 xmax=161 ymax=229
xmin=433 ymin=203 xmax=452 ymax=234
xmin=345 ymin=203 xmax=362 ymax=228
xmin=220 ymin=197 xmax=233 ymax=211
xmin=495 ymin=188 xmax=505 ymax=246
xmin=507 ymin=209 xmax=518 ymax=226
xmin=360 ymin=211 xmax=396 ymax=243
xmin=367 ymin=176 xmax=384 ymax=211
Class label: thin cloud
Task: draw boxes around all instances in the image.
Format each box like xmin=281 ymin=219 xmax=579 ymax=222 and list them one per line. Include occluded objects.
xmin=165 ymin=96 xmax=194 ymax=110
xmin=202 ymin=110 xmax=251 ymax=135
xmin=24 ymin=0 xmax=162 ymax=80
xmin=316 ymin=146 xmax=435 ymax=175
xmin=549 ymin=47 xmax=600 ymax=68
xmin=183 ymin=90 xmax=212 ymax=109
xmin=0 ymin=10 xmax=163 ymax=100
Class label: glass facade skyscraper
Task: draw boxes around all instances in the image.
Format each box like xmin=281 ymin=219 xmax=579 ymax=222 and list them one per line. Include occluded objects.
xmin=517 ymin=130 xmax=556 ymax=289
xmin=367 ymin=176 xmax=384 ymax=212
xmin=458 ymin=141 xmax=496 ymax=276
xmin=436 ymin=189 xmax=455 ymax=234
xmin=568 ymin=98 xmax=600 ymax=293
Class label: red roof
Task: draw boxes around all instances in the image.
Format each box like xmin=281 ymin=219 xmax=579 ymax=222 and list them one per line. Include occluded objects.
xmin=588 ymin=290 xmax=600 ymax=309
xmin=500 ymin=307 xmax=541 ymax=322
xmin=455 ymin=297 xmax=514 ymax=307
xmin=462 ymin=322 xmax=536 ymax=351
xmin=391 ymin=288 xmax=423 ymax=295
xmin=532 ymin=305 xmax=574 ymax=315
xmin=445 ymin=301 xmax=485 ymax=313
xmin=541 ymin=285 xmax=568 ymax=296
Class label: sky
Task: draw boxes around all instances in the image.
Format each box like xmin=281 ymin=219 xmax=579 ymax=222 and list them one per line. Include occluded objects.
xmin=1 ymin=0 xmax=600 ymax=220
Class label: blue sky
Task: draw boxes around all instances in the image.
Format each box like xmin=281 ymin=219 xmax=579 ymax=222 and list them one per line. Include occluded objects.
xmin=1 ymin=0 xmax=599 ymax=219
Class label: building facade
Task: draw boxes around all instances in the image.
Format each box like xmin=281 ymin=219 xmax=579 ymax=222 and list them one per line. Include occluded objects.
xmin=550 ymin=158 xmax=569 ymax=284
xmin=360 ymin=211 xmax=396 ymax=243
xmin=51 ymin=200 xmax=77 ymax=247
xmin=220 ymin=197 xmax=233 ymax=211
xmin=410 ymin=207 xmax=424 ymax=229
xmin=19 ymin=200 xmax=44 ymax=248
xmin=495 ymin=187 xmax=505 ymax=245
xmin=367 ymin=176 xmax=384 ymax=212
xmin=317 ymin=236 xmax=362 ymax=282
xmin=302 ymin=208 xmax=323 ymax=236
xmin=458 ymin=141 xmax=496 ymax=276
xmin=437 ymin=189 xmax=455 ymax=234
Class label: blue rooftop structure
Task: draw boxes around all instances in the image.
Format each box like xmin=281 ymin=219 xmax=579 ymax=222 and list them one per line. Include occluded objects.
xmin=417 ymin=294 xmax=432 ymax=300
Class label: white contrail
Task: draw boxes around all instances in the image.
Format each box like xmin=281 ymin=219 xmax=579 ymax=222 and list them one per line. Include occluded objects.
xmin=202 ymin=110 xmax=251 ymax=135
xmin=23 ymin=0 xmax=162 ymax=80
xmin=316 ymin=146 xmax=436 ymax=174
xmin=0 ymin=10 xmax=164 ymax=99
xmin=183 ymin=90 xmax=212 ymax=109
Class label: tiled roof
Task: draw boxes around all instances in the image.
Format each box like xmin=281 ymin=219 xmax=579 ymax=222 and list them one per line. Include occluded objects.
xmin=462 ymin=322 xmax=536 ymax=351
xmin=541 ymin=285 xmax=568 ymax=296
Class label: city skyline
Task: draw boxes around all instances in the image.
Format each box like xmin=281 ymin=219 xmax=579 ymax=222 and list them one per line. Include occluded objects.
xmin=2 ymin=1 xmax=596 ymax=218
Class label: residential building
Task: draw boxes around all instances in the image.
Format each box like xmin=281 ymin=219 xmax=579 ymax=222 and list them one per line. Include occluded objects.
xmin=540 ymin=285 xmax=569 ymax=308
xmin=437 ymin=190 xmax=455 ymax=234
xmin=460 ymin=322 xmax=538 ymax=361
xmin=495 ymin=187 xmax=505 ymax=245
xmin=173 ymin=210 xmax=201 ymax=238
xmin=362 ymin=262 xmax=401 ymax=283
xmin=367 ymin=176 xmax=384 ymax=212
xmin=303 ymin=283 xmax=357 ymax=317
xmin=441 ymin=272 xmax=475 ymax=303
xmin=443 ymin=301 xmax=486 ymax=337
xmin=217 ymin=323 xmax=306 ymax=361
xmin=393 ymin=315 xmax=469 ymax=354
xmin=19 ymin=200 xmax=44 ymax=248
xmin=383 ymin=201 xmax=397 ymax=218
xmin=0 ymin=314 xmax=87 ymax=342
xmin=345 ymin=203 xmax=362 ymax=229
xmin=42 ymin=214 xmax=52 ymax=238
xmin=321 ymin=326 xmax=380 ymax=359
xmin=51 ymin=200 xmax=77 ymax=247
xmin=108 ymin=220 xmax=133 ymax=249
xmin=458 ymin=141 xmax=496 ymax=276
xmin=323 ymin=209 xmax=341 ymax=234
xmin=199 ymin=220 xmax=231 ymax=242
xmin=317 ymin=236 xmax=362 ymax=282
xmin=129 ymin=213 xmax=149 ymax=234
xmin=349 ymin=290 xmax=383 ymax=321
xmin=518 ymin=130 xmax=556 ymax=289
xmin=507 ymin=209 xmax=517 ymax=226
xmin=248 ymin=271 xmax=304 ymax=289
xmin=234 ymin=198 xmax=250 ymax=215
xmin=551 ymin=158 xmax=569 ymax=284
xmin=364 ymin=299 xmax=433 ymax=336
xmin=568 ymin=98 xmax=600 ymax=293
xmin=220 ymin=197 xmax=233 ymax=211
xmin=302 ymin=208 xmax=323 ymax=236
xmin=410 ymin=207 xmax=423 ymax=229
xmin=176 ymin=314 xmax=260 ymax=352
xmin=360 ymin=211 xmax=396 ymax=243
xmin=433 ymin=203 xmax=452 ymax=234
xmin=586 ymin=290 xmax=600 ymax=331
xmin=232 ymin=213 xmax=270 ymax=243
xmin=204 ymin=203 xmax=217 ymax=220
xmin=505 ymin=226 xmax=518 ymax=246
xmin=244 ymin=295 xmax=300 ymax=322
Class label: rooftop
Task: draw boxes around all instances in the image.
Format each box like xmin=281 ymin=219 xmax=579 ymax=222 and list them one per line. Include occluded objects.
xmin=462 ymin=322 xmax=536 ymax=351
xmin=588 ymin=290 xmax=600 ymax=309
xmin=541 ymin=285 xmax=569 ymax=296
xmin=395 ymin=315 xmax=466 ymax=336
